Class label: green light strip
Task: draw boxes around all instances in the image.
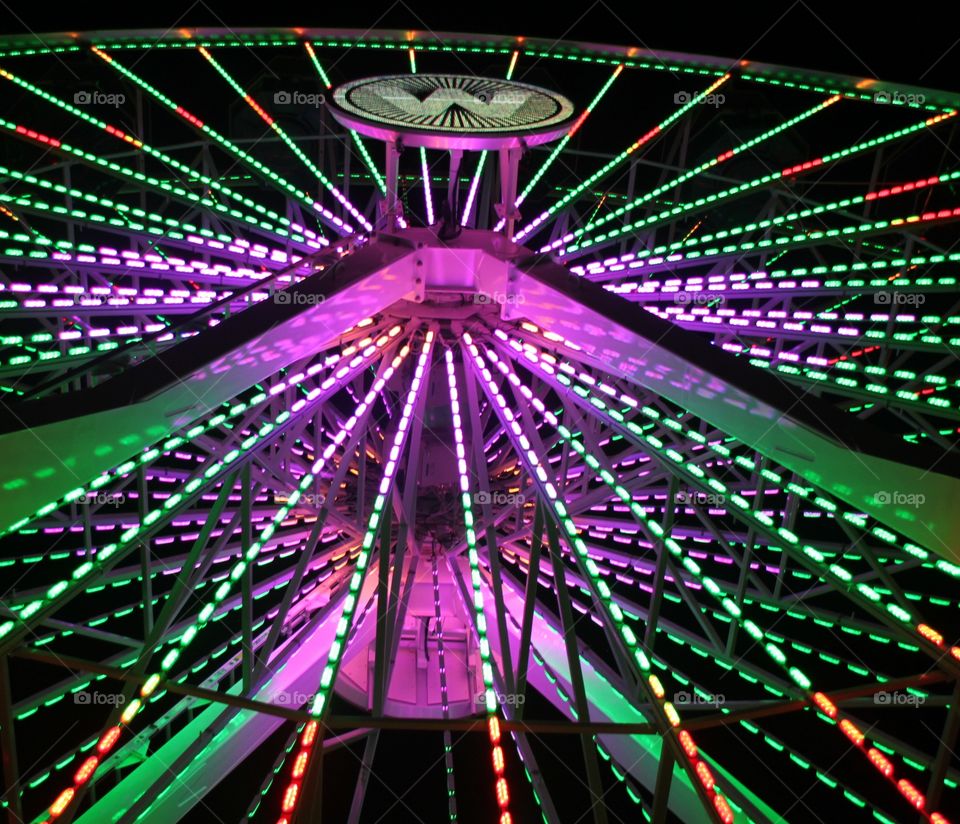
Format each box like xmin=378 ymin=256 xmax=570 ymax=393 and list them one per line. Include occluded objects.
xmin=0 ymin=64 xmax=323 ymax=243
xmin=561 ymin=110 xmax=956 ymax=256
xmin=95 ymin=48 xmax=348 ymax=234
xmin=558 ymin=94 xmax=842 ymax=253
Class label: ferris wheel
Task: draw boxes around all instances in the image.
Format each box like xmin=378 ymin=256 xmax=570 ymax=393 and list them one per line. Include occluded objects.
xmin=0 ymin=26 xmax=958 ymax=824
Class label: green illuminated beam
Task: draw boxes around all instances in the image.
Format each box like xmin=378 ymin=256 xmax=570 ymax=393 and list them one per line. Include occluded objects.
xmin=94 ymin=47 xmax=351 ymax=235
xmin=559 ymin=109 xmax=956 ymax=256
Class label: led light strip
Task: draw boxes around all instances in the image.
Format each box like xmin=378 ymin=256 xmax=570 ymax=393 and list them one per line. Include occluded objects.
xmin=432 ymin=556 xmax=458 ymax=823
xmin=509 ymin=324 xmax=960 ymax=695
xmin=2 ymin=329 xmax=397 ymax=540
xmin=570 ymin=204 xmax=960 ymax=276
xmin=515 ymin=72 xmax=731 ymax=242
xmin=0 ymin=113 xmax=322 ymax=247
xmin=578 ymin=168 xmax=960 ymax=271
xmin=304 ymin=42 xmax=387 ymax=196
xmin=493 ymin=64 xmax=625 ymax=233
xmin=463 ymin=333 xmax=735 ymax=823
xmin=461 ymin=50 xmax=519 ymax=226
xmin=445 ymin=347 xmax=515 ymax=824
xmin=92 ymin=46 xmax=349 ymax=234
xmin=2 ymin=332 xmax=396 ymax=652
xmin=486 ymin=335 xmax=952 ymax=821
xmin=507 ymin=324 xmax=960 ymax=594
xmin=45 ymin=336 xmax=413 ymax=821
xmin=552 ymin=109 xmax=957 ymax=256
xmin=407 ymin=48 xmax=436 ymax=226
xmin=543 ymin=93 xmax=842 ymax=254
xmin=274 ymin=331 xmax=434 ymax=823
xmin=197 ymin=46 xmax=373 ymax=233
xmin=0 ymin=64 xmax=328 ymax=245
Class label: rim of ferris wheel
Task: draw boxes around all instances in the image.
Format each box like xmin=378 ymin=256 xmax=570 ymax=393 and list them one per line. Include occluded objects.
xmin=328 ymin=74 xmax=577 ymax=150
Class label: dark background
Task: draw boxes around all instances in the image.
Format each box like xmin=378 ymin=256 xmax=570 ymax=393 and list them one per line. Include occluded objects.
xmin=0 ymin=0 xmax=956 ymax=92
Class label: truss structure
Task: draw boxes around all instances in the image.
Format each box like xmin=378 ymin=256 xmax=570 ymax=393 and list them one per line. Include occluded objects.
xmin=0 ymin=27 xmax=958 ymax=824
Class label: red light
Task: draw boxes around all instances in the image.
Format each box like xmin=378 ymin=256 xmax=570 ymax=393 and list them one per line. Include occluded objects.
xmin=492 ymin=745 xmax=505 ymax=775
xmin=302 ymin=720 xmax=318 ymax=746
xmin=867 ymin=748 xmax=893 ymax=777
xmin=292 ymin=750 xmax=309 ymax=779
xmin=931 ymin=814 xmax=950 ymax=824
xmin=781 ymin=158 xmax=824 ymax=177
xmin=695 ymin=760 xmax=715 ymax=791
xmin=918 ymin=624 xmax=945 ymax=646
xmin=500 ymin=814 xmax=513 ymax=824
xmin=488 ymin=715 xmax=501 ymax=744
xmin=714 ymin=794 xmax=735 ymax=824
xmin=926 ymin=111 xmax=958 ymax=128
xmin=628 ymin=126 xmax=661 ymax=153
xmin=495 ymin=777 xmax=510 ymax=808
xmin=840 ymin=719 xmax=865 ymax=746
xmin=281 ymin=782 xmax=300 ymax=813
xmin=175 ymin=106 xmax=205 ymax=129
xmin=97 ymin=725 xmax=122 ymax=754
xmin=13 ymin=124 xmax=62 ymax=149
xmin=812 ymin=692 xmax=837 ymax=718
xmin=678 ymin=730 xmax=698 ymax=759
xmin=50 ymin=788 xmax=75 ymax=817
xmin=73 ymin=756 xmax=99 ymax=785
xmin=898 ymin=778 xmax=925 ymax=810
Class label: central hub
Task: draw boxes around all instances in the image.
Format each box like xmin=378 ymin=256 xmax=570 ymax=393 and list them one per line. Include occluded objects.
xmin=329 ymin=73 xmax=575 ymax=149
